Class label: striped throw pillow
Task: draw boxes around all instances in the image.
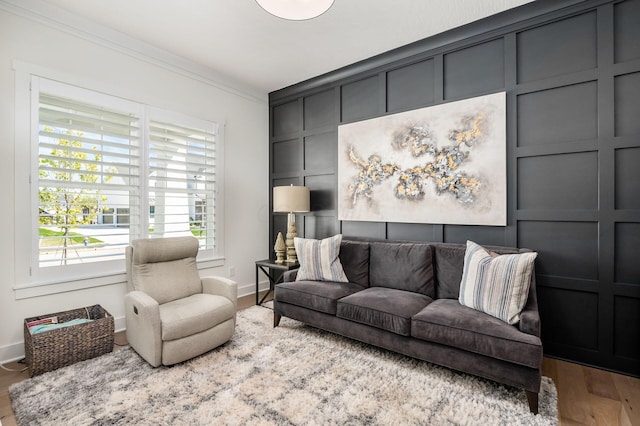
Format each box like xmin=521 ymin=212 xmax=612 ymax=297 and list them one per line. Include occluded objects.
xmin=459 ymin=240 xmax=537 ymax=324
xmin=294 ymin=235 xmax=348 ymax=283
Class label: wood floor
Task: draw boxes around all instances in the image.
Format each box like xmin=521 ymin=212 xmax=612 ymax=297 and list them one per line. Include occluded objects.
xmin=1 ymin=292 xmax=639 ymax=425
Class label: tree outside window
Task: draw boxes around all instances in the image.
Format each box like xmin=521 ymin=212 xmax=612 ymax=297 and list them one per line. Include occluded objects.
xmin=38 ymin=128 xmax=114 ymax=265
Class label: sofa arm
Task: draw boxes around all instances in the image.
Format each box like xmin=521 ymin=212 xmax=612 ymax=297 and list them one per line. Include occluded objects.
xmin=518 ymin=272 xmax=541 ymax=337
xmin=125 ymin=291 xmax=162 ymax=367
xmin=202 ymin=276 xmax=238 ymax=312
xmin=283 ymin=270 xmax=298 ymax=282
xmin=519 ymin=308 xmax=540 ymax=337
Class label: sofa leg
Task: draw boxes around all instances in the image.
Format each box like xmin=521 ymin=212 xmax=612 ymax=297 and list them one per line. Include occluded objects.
xmin=525 ymin=390 xmax=539 ymax=414
xmin=274 ymin=312 xmax=281 ymax=328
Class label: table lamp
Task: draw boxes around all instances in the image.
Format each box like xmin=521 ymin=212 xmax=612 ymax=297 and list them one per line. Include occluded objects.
xmin=273 ymin=185 xmax=310 ymax=263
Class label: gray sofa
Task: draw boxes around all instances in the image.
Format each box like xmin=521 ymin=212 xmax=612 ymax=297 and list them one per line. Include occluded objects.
xmin=273 ymin=239 xmax=542 ymax=414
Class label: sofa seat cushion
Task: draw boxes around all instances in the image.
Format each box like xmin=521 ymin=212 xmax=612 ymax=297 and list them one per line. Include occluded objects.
xmin=159 ymin=293 xmax=235 ymax=341
xmin=275 ymin=281 xmax=364 ymax=315
xmin=411 ymin=299 xmax=542 ymax=368
xmin=337 ymin=287 xmax=433 ymax=336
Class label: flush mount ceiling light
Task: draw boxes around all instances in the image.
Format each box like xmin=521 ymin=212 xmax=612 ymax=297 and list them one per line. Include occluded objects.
xmin=255 ymin=0 xmax=335 ymax=20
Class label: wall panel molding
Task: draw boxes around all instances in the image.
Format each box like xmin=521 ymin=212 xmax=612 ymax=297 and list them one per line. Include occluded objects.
xmin=269 ymin=0 xmax=640 ymax=376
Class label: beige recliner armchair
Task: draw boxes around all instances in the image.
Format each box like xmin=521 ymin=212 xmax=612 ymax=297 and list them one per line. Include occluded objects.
xmin=125 ymin=236 xmax=237 ymax=367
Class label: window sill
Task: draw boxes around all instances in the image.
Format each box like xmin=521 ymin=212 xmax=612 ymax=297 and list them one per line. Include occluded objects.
xmin=13 ymin=273 xmax=127 ymax=300
xmin=13 ymin=257 xmax=225 ymax=300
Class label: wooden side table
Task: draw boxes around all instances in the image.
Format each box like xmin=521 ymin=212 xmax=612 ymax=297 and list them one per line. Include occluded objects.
xmin=255 ymin=259 xmax=299 ymax=306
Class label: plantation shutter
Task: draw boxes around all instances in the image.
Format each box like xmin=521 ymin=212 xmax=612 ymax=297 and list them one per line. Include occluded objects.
xmin=148 ymin=117 xmax=217 ymax=251
xmin=38 ymin=92 xmax=140 ymax=266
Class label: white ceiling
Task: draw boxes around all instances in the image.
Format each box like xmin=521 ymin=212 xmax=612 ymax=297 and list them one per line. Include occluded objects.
xmin=39 ymin=0 xmax=535 ymax=94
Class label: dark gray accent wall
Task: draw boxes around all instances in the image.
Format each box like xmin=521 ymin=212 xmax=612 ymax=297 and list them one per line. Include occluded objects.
xmin=268 ymin=0 xmax=640 ymax=377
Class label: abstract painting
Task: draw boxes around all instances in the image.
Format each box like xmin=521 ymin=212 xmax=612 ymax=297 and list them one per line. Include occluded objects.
xmin=338 ymin=92 xmax=506 ymax=226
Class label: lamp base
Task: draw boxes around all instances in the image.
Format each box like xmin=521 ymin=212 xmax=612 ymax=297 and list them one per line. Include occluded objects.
xmin=285 ymin=212 xmax=298 ymax=263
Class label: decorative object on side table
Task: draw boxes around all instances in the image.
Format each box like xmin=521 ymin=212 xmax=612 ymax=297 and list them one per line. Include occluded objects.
xmin=273 ymin=185 xmax=310 ymax=263
xmin=274 ymin=231 xmax=286 ymax=264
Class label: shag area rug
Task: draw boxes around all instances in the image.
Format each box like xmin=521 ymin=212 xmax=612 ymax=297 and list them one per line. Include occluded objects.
xmin=10 ymin=305 xmax=557 ymax=425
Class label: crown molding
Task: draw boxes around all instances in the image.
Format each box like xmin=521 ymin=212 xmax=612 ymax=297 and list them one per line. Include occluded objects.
xmin=270 ymin=0 xmax=592 ymax=102
xmin=0 ymin=0 xmax=267 ymax=104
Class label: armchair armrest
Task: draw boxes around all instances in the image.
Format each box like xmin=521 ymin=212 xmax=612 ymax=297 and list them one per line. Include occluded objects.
xmin=202 ymin=276 xmax=238 ymax=312
xmin=124 ymin=291 xmax=162 ymax=367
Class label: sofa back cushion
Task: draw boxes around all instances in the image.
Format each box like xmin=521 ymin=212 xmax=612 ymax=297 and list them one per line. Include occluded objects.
xmin=339 ymin=240 xmax=370 ymax=287
xmin=431 ymin=243 xmax=522 ymax=299
xmin=369 ymin=242 xmax=434 ymax=297
xmin=432 ymin=245 xmax=466 ymax=299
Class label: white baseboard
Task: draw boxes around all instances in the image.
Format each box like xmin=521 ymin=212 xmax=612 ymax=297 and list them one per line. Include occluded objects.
xmin=238 ymin=279 xmax=269 ymax=298
xmin=0 ymin=315 xmax=128 ymax=366
xmin=0 ymin=341 xmax=25 ymax=365
xmin=1 ymin=284 xmax=269 ymax=365
xmin=114 ymin=315 xmax=126 ymax=334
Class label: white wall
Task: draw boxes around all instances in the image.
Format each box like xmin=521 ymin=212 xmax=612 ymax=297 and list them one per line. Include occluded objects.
xmin=0 ymin=5 xmax=270 ymax=363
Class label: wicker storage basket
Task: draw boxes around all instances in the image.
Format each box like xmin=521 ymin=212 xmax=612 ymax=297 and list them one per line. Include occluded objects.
xmin=23 ymin=304 xmax=114 ymax=377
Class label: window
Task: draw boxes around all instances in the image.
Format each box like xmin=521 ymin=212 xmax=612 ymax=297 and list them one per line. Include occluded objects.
xmin=22 ymin=76 xmax=222 ymax=288
xmin=147 ymin=114 xmax=217 ymax=250
xmin=37 ymin=89 xmax=141 ymax=269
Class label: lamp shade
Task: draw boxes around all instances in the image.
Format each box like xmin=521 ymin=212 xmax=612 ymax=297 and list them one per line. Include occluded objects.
xmin=255 ymin=0 xmax=334 ymax=21
xmin=273 ymin=186 xmax=310 ymax=213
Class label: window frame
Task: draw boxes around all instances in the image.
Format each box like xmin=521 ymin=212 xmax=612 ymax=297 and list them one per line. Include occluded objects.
xmin=13 ymin=62 xmax=225 ymax=299
xmin=32 ymin=77 xmax=143 ymax=284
